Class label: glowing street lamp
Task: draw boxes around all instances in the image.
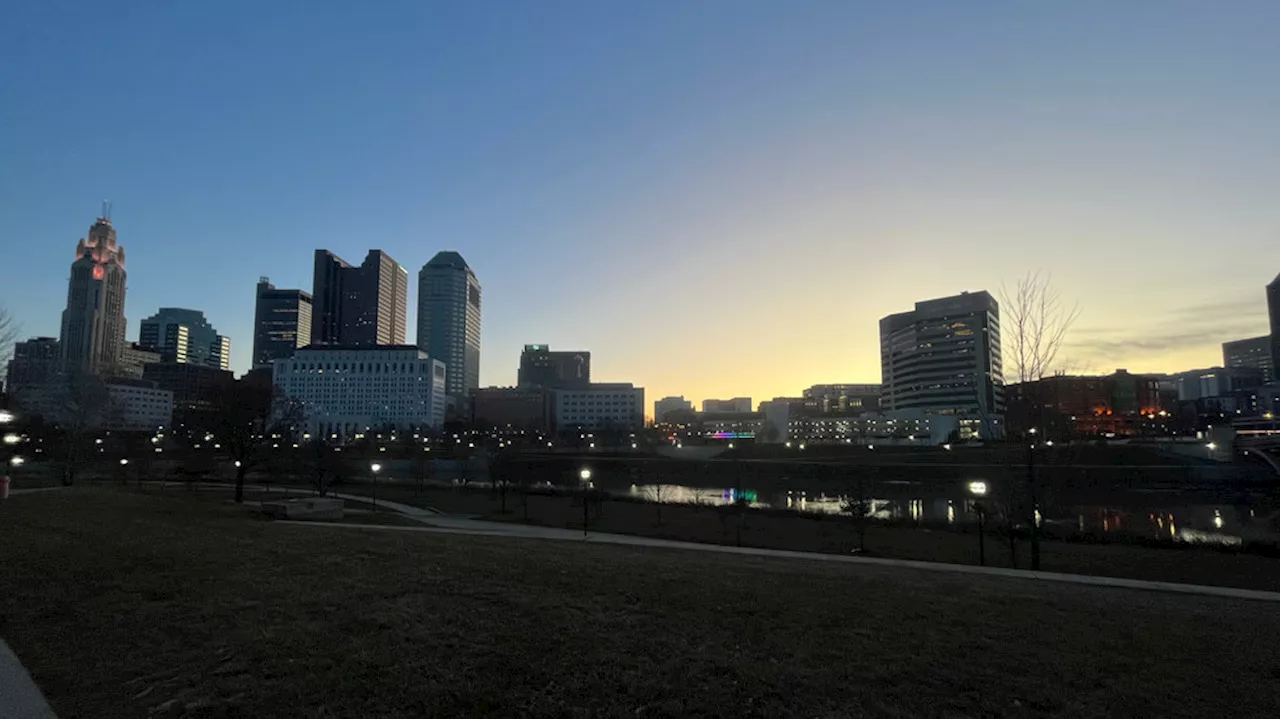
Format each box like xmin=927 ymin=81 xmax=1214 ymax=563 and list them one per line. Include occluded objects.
xmin=968 ymin=480 xmax=988 ymax=565
xmin=3 ymin=434 xmax=19 ymax=445
xmin=10 ymin=456 xmax=24 ymax=467
xmin=0 ymin=410 xmax=14 ymax=424
xmin=579 ymin=468 xmax=592 ymax=483
xmin=370 ymin=462 xmax=382 ymax=510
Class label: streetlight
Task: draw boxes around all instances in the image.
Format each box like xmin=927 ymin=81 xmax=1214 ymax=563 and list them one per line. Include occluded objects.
xmin=579 ymin=468 xmax=593 ymax=537
xmin=371 ymin=462 xmax=382 ymax=510
xmin=10 ymin=456 xmax=24 ymax=467
xmin=3 ymin=434 xmax=19 ymax=445
xmin=0 ymin=410 xmax=13 ymax=424
xmin=119 ymin=458 xmax=129 ymax=466
xmin=968 ymin=481 xmax=988 ymax=566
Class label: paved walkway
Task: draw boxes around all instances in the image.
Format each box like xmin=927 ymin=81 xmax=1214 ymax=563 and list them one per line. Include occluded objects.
xmin=281 ymin=516 xmax=1280 ymax=604
xmin=0 ymin=640 xmax=57 ymax=718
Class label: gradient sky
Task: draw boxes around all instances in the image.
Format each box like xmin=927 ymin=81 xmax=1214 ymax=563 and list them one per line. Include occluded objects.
xmin=4 ymin=1 xmax=1280 ymax=411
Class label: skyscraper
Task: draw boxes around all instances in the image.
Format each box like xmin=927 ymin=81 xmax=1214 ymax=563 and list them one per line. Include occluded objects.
xmin=59 ymin=213 xmax=127 ymax=375
xmin=1223 ymin=335 xmax=1274 ymax=384
xmin=416 ymin=251 xmax=481 ymax=402
xmin=139 ymin=308 xmax=231 ymax=370
xmin=879 ymin=290 xmax=1004 ymax=422
xmin=252 ymin=277 xmax=313 ymax=368
xmin=1268 ymin=273 xmax=1280 ymax=376
xmin=310 ymin=250 xmax=407 ymax=346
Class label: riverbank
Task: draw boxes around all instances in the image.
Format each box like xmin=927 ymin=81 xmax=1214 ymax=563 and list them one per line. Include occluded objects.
xmin=315 ymin=481 xmax=1280 ymax=591
xmin=4 ymin=488 xmax=1279 ymax=717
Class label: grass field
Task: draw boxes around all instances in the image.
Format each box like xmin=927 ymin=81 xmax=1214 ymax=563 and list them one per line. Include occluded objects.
xmin=2 ymin=488 xmax=1280 ymax=717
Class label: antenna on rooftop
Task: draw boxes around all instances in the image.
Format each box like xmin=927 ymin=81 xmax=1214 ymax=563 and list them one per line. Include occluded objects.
xmin=101 ymin=200 xmax=112 ymax=221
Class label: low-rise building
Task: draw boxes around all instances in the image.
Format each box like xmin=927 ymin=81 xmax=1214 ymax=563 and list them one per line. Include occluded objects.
xmin=117 ymin=342 xmax=162 ymax=379
xmin=802 ymin=384 xmax=881 ymax=414
xmin=273 ymin=345 xmax=447 ymax=441
xmin=142 ymin=362 xmax=235 ymax=430
xmin=106 ymin=381 xmax=174 ymax=430
xmin=653 ymin=395 xmax=693 ymax=423
xmin=702 ymin=397 xmax=752 ymax=413
xmin=5 ymin=337 xmax=60 ymax=391
xmin=552 ymin=383 xmax=644 ymax=431
xmin=472 ymin=387 xmax=549 ymax=430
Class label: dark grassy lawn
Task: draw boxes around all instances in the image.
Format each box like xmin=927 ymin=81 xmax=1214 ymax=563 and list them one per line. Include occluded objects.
xmin=3 ymin=489 xmax=1280 ymax=718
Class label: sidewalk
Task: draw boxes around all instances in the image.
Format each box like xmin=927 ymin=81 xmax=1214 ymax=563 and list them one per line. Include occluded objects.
xmin=281 ymin=516 xmax=1280 ymax=604
xmin=0 ymin=640 xmax=57 ymax=718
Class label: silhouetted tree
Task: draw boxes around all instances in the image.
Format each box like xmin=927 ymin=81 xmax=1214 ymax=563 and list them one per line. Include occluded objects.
xmin=216 ymin=382 xmax=305 ymax=503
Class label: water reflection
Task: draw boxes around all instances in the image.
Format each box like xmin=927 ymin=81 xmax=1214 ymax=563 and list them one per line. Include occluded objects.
xmin=619 ymin=482 xmax=1270 ymax=546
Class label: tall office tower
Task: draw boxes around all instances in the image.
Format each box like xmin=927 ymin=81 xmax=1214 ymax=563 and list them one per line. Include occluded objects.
xmin=310 ymin=250 xmax=407 ymax=346
xmin=879 ymin=290 xmax=1004 ymax=419
xmin=416 ymin=251 xmax=481 ymax=402
xmin=138 ymin=308 xmax=231 ymax=370
xmin=1223 ymin=335 xmax=1274 ymax=384
xmin=1268 ymin=273 xmax=1280 ymax=377
xmin=518 ymin=345 xmax=590 ymax=389
xmin=252 ymin=277 xmax=313 ymax=368
xmin=59 ymin=212 xmax=128 ymax=375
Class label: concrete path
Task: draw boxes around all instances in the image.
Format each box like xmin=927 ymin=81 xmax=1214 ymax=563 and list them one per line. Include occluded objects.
xmin=10 ymin=481 xmax=1280 ymax=603
xmin=281 ymin=516 xmax=1280 ymax=604
xmin=0 ymin=640 xmax=57 ymax=718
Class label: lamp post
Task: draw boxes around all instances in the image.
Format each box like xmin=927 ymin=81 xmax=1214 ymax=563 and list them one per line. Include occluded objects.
xmin=371 ymin=463 xmax=382 ymax=510
xmin=968 ymin=480 xmax=988 ymax=566
xmin=1027 ymin=428 xmax=1040 ymax=571
xmin=579 ymin=468 xmax=592 ymax=537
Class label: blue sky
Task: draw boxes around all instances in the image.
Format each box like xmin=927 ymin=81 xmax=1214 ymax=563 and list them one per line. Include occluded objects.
xmin=4 ymin=1 xmax=1280 ymax=407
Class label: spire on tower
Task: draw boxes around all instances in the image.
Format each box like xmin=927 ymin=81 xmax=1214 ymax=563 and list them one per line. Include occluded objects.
xmin=100 ymin=200 xmax=112 ymax=221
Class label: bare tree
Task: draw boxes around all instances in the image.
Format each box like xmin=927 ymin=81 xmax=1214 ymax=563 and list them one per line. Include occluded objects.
xmin=18 ymin=373 xmax=116 ymax=486
xmin=1000 ymin=271 xmax=1080 ymax=572
xmin=216 ymin=382 xmax=305 ymax=503
xmin=1001 ymin=270 xmax=1081 ymax=385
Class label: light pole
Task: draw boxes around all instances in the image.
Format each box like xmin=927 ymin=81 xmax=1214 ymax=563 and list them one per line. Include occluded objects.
xmin=579 ymin=468 xmax=592 ymax=537
xmin=1027 ymin=428 xmax=1040 ymax=571
xmin=968 ymin=480 xmax=988 ymax=566
xmin=371 ymin=462 xmax=382 ymax=510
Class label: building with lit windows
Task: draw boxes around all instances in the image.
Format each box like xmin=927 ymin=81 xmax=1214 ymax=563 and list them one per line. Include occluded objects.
xmin=253 ymin=277 xmax=312 ymax=368
xmin=552 ymin=383 xmax=644 ymax=431
xmin=417 ymin=251 xmax=482 ymax=405
xmin=879 ymin=290 xmax=1004 ymax=436
xmin=273 ymin=345 xmax=446 ymax=441
xmin=802 ymin=384 xmax=881 ymax=414
xmin=139 ymin=308 xmax=231 ymax=370
xmin=311 ymin=250 xmax=408 ymax=347
xmin=59 ymin=214 xmax=127 ymax=376
xmin=1223 ymin=335 xmax=1273 ymax=384
xmin=518 ymin=345 xmax=588 ymax=389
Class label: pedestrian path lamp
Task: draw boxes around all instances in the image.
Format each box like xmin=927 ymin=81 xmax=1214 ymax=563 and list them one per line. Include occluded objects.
xmin=579 ymin=468 xmax=592 ymax=537
xmin=968 ymin=481 xmax=988 ymax=566
xmin=371 ymin=463 xmax=382 ymax=510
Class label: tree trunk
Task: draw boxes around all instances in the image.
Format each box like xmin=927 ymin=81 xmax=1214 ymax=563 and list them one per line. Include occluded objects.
xmin=235 ymin=466 xmax=248 ymax=503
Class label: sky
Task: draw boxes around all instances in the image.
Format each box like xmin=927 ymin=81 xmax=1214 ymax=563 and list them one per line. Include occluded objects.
xmin=3 ymin=1 xmax=1280 ymax=411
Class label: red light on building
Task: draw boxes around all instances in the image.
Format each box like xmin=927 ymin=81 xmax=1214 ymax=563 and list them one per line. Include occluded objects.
xmin=92 ymin=265 xmax=105 ymax=280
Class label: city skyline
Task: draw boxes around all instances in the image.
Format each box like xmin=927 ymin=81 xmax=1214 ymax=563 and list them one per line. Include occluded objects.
xmin=4 ymin=2 xmax=1280 ymax=408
